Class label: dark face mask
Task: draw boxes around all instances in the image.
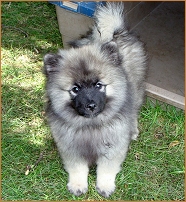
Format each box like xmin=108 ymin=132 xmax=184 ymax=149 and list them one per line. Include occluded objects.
xmin=70 ymin=82 xmax=106 ymax=118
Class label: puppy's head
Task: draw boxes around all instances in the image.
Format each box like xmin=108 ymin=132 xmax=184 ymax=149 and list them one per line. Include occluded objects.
xmin=43 ymin=42 xmax=127 ymax=123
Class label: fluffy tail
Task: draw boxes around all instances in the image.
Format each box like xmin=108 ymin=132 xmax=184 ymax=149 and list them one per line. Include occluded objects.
xmin=68 ymin=2 xmax=127 ymax=48
xmin=93 ymin=2 xmax=127 ymax=43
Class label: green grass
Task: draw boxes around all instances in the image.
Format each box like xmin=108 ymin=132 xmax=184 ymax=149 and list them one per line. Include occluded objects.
xmin=2 ymin=2 xmax=185 ymax=201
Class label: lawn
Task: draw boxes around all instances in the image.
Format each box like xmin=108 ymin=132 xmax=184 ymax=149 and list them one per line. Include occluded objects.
xmin=1 ymin=2 xmax=185 ymax=201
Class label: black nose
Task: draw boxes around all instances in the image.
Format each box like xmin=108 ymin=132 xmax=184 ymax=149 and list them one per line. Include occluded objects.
xmin=86 ymin=101 xmax=97 ymax=111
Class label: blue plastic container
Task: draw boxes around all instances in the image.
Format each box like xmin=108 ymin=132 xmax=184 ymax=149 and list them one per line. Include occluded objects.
xmin=50 ymin=1 xmax=105 ymax=17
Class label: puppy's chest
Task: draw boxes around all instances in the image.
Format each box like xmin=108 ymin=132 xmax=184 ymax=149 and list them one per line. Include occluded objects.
xmin=73 ymin=126 xmax=115 ymax=158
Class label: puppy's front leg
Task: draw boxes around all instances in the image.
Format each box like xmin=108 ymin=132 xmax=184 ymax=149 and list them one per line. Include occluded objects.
xmin=65 ymin=160 xmax=89 ymax=196
xmin=96 ymin=156 xmax=123 ymax=198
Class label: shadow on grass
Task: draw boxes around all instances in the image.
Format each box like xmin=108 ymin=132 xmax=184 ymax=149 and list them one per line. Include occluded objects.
xmin=2 ymin=82 xmax=58 ymax=171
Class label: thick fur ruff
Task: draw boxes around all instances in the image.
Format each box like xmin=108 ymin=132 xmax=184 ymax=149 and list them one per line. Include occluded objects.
xmin=43 ymin=2 xmax=148 ymax=198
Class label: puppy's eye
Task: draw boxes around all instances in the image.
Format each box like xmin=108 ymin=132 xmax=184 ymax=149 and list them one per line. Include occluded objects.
xmin=71 ymin=85 xmax=80 ymax=94
xmin=95 ymin=82 xmax=103 ymax=89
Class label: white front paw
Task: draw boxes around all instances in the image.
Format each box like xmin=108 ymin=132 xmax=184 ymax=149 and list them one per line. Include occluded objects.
xmin=67 ymin=181 xmax=88 ymax=196
xmin=96 ymin=179 xmax=115 ymax=198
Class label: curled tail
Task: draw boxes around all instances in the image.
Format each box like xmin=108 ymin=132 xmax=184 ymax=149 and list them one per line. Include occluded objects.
xmin=93 ymin=2 xmax=127 ymax=43
xmin=68 ymin=2 xmax=127 ymax=48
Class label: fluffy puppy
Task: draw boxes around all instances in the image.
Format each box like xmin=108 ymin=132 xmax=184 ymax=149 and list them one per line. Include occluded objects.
xmin=43 ymin=2 xmax=147 ymax=198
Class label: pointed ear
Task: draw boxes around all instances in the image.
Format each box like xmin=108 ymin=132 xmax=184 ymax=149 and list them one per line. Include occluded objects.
xmin=101 ymin=42 xmax=122 ymax=66
xmin=43 ymin=53 xmax=63 ymax=76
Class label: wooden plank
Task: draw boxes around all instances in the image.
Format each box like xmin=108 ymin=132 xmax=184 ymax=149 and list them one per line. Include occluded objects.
xmin=145 ymin=82 xmax=185 ymax=110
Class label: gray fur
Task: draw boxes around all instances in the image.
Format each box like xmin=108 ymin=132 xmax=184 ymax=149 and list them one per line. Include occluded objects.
xmin=43 ymin=2 xmax=148 ymax=198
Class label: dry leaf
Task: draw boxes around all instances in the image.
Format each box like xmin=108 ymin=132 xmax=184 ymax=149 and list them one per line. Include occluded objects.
xmin=169 ymin=140 xmax=179 ymax=148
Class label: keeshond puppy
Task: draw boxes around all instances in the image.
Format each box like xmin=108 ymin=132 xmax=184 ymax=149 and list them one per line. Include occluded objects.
xmin=43 ymin=2 xmax=147 ymax=198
